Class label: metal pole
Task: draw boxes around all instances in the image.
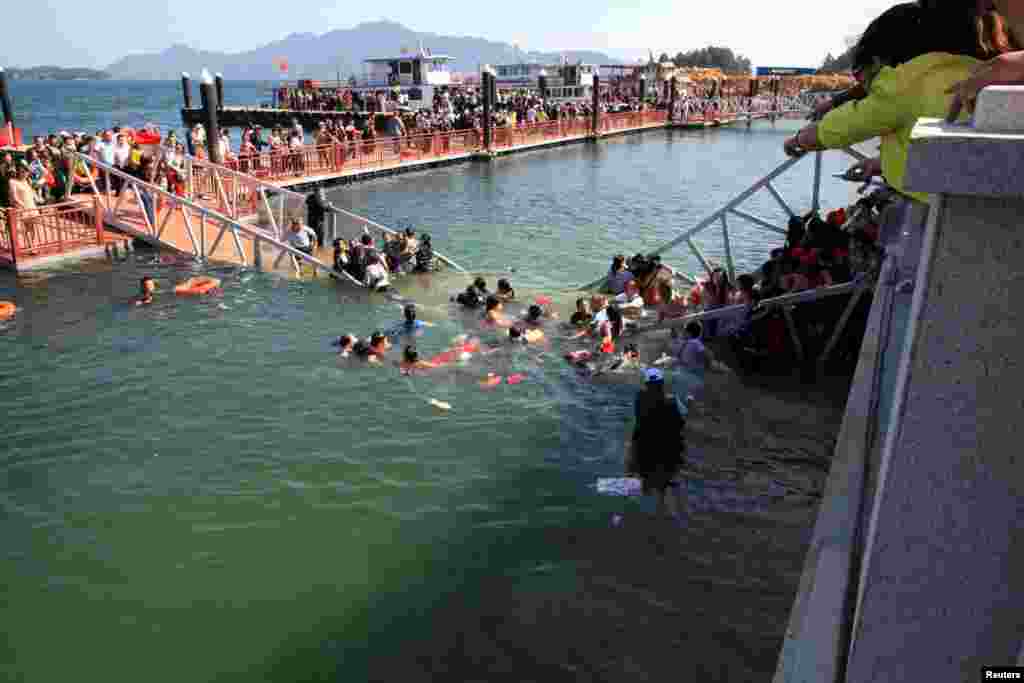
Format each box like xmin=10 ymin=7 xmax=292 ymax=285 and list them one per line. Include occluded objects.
xmin=591 ymin=73 xmax=600 ymax=136
xmin=181 ymin=72 xmax=193 ymax=109
xmin=812 ymin=150 xmax=823 ymax=213
xmin=720 ymin=214 xmax=736 ymax=284
xmin=0 ymin=67 xmax=15 ymax=144
xmin=215 ymin=73 xmax=225 ymax=111
xmin=199 ymin=69 xmax=223 ymax=164
xmin=482 ymin=70 xmax=492 ymax=151
xmin=669 ymin=78 xmax=677 ymax=123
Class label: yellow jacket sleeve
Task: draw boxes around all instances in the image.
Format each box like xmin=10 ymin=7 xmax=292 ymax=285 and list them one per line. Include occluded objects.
xmin=817 ymin=66 xmax=912 ymax=148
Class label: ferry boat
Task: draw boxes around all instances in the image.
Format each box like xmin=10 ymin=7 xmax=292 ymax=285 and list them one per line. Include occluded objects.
xmin=493 ymin=61 xmax=597 ymax=103
xmin=355 ymin=48 xmax=454 ymax=111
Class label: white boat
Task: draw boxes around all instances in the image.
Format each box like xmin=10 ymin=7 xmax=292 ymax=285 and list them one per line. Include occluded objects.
xmin=351 ymin=47 xmax=454 ymax=111
xmin=493 ymin=61 xmax=597 ymax=103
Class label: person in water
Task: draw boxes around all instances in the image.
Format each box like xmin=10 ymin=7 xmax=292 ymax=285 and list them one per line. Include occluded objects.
xmin=398 ymin=345 xmax=440 ymax=373
xmin=522 ymin=304 xmax=558 ymax=327
xmin=333 ymin=334 xmax=357 ymax=358
xmin=453 ymin=285 xmax=483 ymax=308
xmin=509 ymin=324 xmax=545 ymax=344
xmin=596 ymin=305 xmax=624 ymax=353
xmin=570 ymin=297 xmax=592 ymax=327
xmin=413 ymin=234 xmax=434 ymax=273
xmin=496 ymin=279 xmax=516 ymax=302
xmin=353 ymin=331 xmax=391 ymax=364
xmin=473 ymin=277 xmax=489 ymax=297
xmin=626 ymin=367 xmax=687 ymax=522
xmin=135 ymin=276 xmax=157 ymax=305
xmin=483 ymin=295 xmax=512 ymax=327
xmin=385 ymin=303 xmax=435 ymax=339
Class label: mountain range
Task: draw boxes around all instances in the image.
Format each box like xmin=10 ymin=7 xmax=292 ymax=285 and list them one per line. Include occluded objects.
xmin=106 ymin=20 xmax=622 ymax=81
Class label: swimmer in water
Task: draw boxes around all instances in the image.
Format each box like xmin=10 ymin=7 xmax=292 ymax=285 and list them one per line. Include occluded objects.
xmin=135 ymin=276 xmax=157 ymax=305
xmin=353 ymin=331 xmax=392 ymax=365
xmin=522 ymin=304 xmax=558 ymax=327
xmin=473 ymin=276 xmax=489 ymax=298
xmin=398 ymin=345 xmax=440 ymax=373
xmin=333 ymin=334 xmax=357 ymax=357
xmin=483 ymin=295 xmax=512 ymax=328
xmin=496 ymin=278 xmax=515 ymax=302
xmin=453 ymin=285 xmax=483 ymax=309
xmin=569 ymin=297 xmax=592 ymax=327
xmin=509 ymin=325 xmax=544 ymax=344
xmin=385 ymin=303 xmax=435 ymax=340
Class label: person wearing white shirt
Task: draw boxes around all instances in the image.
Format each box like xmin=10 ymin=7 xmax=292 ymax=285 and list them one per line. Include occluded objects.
xmin=112 ymin=134 xmax=132 ymax=168
xmin=364 ymin=253 xmax=390 ymax=291
xmin=286 ymin=219 xmax=318 ymax=256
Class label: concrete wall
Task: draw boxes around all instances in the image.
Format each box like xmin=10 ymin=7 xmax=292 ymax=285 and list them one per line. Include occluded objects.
xmin=845 ymin=119 xmax=1024 ymax=681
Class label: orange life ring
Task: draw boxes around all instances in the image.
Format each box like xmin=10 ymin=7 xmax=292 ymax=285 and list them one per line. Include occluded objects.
xmin=0 ymin=301 xmax=16 ymax=320
xmin=174 ymin=276 xmax=221 ymax=296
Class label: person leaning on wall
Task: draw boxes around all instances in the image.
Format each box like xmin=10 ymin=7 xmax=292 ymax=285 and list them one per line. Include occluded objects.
xmin=947 ymin=0 xmax=1024 ymax=119
xmin=783 ymin=1 xmax=1015 ymax=200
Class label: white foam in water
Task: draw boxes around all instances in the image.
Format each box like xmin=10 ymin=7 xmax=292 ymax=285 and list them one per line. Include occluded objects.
xmin=595 ymin=478 xmax=643 ymax=497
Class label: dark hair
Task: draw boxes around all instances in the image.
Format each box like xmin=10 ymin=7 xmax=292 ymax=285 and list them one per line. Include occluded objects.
xmin=575 ymin=297 xmax=588 ymax=310
xmin=140 ymin=276 xmax=153 ymax=287
xmin=624 ymin=343 xmax=639 ymax=356
xmin=421 ymin=234 xmax=431 ymax=244
xmin=404 ymin=303 xmax=416 ymax=321
xmin=497 ymin=278 xmax=512 ymax=292
xmin=337 ymin=334 xmax=354 ymax=348
xmin=360 ymin=234 xmax=373 ymax=246
xmin=611 ymin=254 xmax=625 ymax=272
xmin=404 ymin=227 xmax=415 ymax=237
xmin=404 ymin=345 xmax=418 ymax=362
xmin=737 ymin=274 xmax=756 ymax=292
xmin=852 ymin=2 xmax=989 ymax=73
xmin=370 ymin=331 xmax=386 ymax=347
xmin=473 ymin=277 xmax=488 ymax=292
xmin=606 ymin=305 xmax=624 ymax=339
xmin=485 ymin=295 xmax=500 ymax=312
xmin=509 ymin=325 xmax=523 ymax=339
xmin=685 ymin=321 xmax=702 ymax=338
xmin=527 ymin=304 xmax=542 ymax=321
xmin=762 ymin=260 xmax=777 ymax=280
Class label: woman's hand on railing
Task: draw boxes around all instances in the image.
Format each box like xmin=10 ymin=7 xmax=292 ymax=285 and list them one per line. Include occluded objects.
xmin=946 ymin=50 xmax=1024 ymax=122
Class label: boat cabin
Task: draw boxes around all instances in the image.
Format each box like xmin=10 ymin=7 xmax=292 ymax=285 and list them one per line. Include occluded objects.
xmin=356 ymin=49 xmax=453 ymax=110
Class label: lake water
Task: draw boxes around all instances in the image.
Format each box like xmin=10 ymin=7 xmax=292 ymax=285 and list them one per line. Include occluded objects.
xmin=1 ymin=81 xmax=856 ymax=681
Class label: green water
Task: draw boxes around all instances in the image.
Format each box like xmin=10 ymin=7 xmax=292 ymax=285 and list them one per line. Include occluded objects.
xmin=1 ymin=124 xmax=853 ymax=682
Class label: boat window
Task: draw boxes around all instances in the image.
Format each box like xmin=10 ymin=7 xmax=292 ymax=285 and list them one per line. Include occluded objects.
xmin=399 ymin=62 xmax=412 ymax=74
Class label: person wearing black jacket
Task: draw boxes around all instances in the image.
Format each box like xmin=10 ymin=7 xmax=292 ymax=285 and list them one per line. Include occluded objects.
xmin=305 ymin=187 xmax=334 ymax=248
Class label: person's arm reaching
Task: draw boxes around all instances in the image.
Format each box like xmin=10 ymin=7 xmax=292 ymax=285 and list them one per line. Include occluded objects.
xmin=947 ymin=51 xmax=1024 ymax=121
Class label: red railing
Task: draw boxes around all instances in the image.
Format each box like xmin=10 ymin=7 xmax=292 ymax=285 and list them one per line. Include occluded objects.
xmin=0 ymin=198 xmax=106 ymax=266
xmin=216 ymin=112 xmax=670 ymax=184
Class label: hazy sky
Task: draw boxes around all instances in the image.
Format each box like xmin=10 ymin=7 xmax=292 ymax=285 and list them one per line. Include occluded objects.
xmin=3 ymin=0 xmax=895 ymax=70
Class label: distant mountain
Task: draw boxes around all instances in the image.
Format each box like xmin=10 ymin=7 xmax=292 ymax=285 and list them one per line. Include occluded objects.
xmin=106 ymin=20 xmax=621 ymax=81
xmin=6 ymin=66 xmax=110 ymax=80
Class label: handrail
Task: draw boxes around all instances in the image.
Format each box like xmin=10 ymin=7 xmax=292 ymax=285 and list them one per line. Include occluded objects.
xmin=580 ymin=147 xmax=865 ymax=291
xmin=76 ymin=152 xmax=348 ymax=281
xmin=326 ymin=206 xmax=467 ymax=273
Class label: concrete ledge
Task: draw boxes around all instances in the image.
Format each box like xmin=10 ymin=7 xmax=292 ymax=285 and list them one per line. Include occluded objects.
xmin=2 ymin=239 xmax=132 ymax=272
xmin=904 ymin=118 xmax=1024 ymax=198
xmin=773 ymin=257 xmax=894 ymax=683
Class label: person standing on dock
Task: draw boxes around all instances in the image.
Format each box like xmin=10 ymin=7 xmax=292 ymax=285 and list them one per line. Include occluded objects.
xmin=305 ymin=188 xmax=335 ymax=249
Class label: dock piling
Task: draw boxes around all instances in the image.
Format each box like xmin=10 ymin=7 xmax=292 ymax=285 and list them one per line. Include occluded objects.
xmin=215 ymin=73 xmax=224 ymax=111
xmin=482 ymin=68 xmax=493 ymax=152
xmin=0 ymin=67 xmax=15 ymax=143
xmin=181 ymin=72 xmax=193 ymax=109
xmin=591 ymin=74 xmax=600 ymax=136
xmin=199 ymin=69 xmax=223 ymax=164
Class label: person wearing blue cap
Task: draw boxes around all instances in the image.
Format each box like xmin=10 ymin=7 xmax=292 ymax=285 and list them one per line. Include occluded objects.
xmin=625 ymin=367 xmax=687 ymax=522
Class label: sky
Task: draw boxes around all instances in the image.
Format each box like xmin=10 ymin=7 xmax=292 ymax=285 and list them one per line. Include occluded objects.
xmin=2 ymin=0 xmax=897 ymax=70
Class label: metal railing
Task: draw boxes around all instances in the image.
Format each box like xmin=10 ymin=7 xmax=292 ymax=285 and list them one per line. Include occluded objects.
xmin=582 ymin=146 xmax=868 ymax=291
xmin=190 ymin=151 xmax=467 ymax=275
xmin=77 ymin=153 xmax=353 ymax=282
xmin=0 ymin=199 xmax=106 ymax=266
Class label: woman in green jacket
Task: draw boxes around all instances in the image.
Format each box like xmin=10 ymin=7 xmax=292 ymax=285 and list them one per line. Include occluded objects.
xmin=784 ymin=2 xmax=1002 ymax=202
